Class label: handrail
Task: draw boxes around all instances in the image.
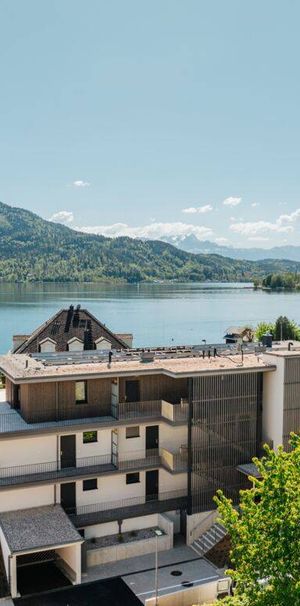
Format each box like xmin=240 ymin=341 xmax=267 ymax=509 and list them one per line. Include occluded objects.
xmin=0 ymin=446 xmax=187 ymax=484
xmin=68 ymin=488 xmax=188 ymax=517
xmin=190 ymin=509 xmax=218 ymax=542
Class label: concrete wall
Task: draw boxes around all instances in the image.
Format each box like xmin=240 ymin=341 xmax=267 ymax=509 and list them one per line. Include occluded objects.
xmin=87 ymin=532 xmax=171 ymax=567
xmin=75 ymin=428 xmax=111 ymax=462
xmin=56 ymin=543 xmax=81 ymax=584
xmin=262 ymin=354 xmax=285 ymax=448
xmin=76 ymin=471 xmax=146 ymax=507
xmin=0 ymin=526 xmax=10 ymax=578
xmin=145 ymin=579 xmax=226 ymax=606
xmin=0 ymin=435 xmax=57 ymax=471
xmin=159 ymin=469 xmax=187 ymax=494
xmin=84 ymin=514 xmax=160 ymax=539
xmin=0 ymin=485 xmax=54 ymax=512
xmin=186 ymin=510 xmax=217 ymax=545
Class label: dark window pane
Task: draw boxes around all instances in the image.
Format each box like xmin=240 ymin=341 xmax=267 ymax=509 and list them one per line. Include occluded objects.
xmin=126 ymin=472 xmax=140 ymax=484
xmin=83 ymin=478 xmax=97 ymax=491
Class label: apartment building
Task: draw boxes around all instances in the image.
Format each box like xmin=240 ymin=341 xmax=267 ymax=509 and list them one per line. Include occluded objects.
xmin=0 ymin=338 xmax=299 ymax=598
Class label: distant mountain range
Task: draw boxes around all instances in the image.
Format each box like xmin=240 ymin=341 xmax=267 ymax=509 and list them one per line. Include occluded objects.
xmin=1 ymin=201 xmax=300 ymax=283
xmin=161 ymin=234 xmax=300 ymax=262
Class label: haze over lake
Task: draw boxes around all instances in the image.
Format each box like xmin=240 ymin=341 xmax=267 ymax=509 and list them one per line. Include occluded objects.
xmin=1 ymin=282 xmax=300 ymax=354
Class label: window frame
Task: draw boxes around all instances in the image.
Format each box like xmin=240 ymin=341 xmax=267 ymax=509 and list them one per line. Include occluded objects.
xmin=126 ymin=472 xmax=140 ymax=485
xmin=75 ymin=380 xmax=87 ymax=404
xmin=82 ymin=478 xmax=98 ymax=491
xmin=126 ymin=426 xmax=140 ymax=439
xmin=83 ymin=431 xmax=98 ymax=444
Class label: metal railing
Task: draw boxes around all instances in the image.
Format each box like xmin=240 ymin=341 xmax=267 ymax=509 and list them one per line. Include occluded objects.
xmin=0 ymin=398 xmax=188 ymax=432
xmin=0 ymin=446 xmax=187 ymax=486
xmin=68 ymin=488 xmax=187 ymax=518
xmin=118 ymin=400 xmax=161 ymax=419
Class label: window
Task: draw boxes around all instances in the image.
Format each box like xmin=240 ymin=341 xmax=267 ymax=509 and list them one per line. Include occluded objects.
xmin=83 ymin=431 xmax=97 ymax=443
xmin=83 ymin=478 xmax=97 ymax=491
xmin=126 ymin=426 xmax=140 ymax=439
xmin=126 ymin=472 xmax=140 ymax=485
xmin=76 ymin=381 xmax=87 ymax=404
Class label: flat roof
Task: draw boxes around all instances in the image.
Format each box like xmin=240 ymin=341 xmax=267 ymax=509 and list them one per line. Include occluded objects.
xmin=123 ymin=557 xmax=224 ymax=604
xmin=0 ymin=505 xmax=82 ymax=553
xmin=0 ymin=352 xmax=275 ymax=382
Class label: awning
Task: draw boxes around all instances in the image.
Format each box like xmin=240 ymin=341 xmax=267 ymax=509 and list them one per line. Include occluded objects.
xmin=236 ymin=463 xmax=262 ymax=479
xmin=0 ymin=504 xmax=82 ymax=554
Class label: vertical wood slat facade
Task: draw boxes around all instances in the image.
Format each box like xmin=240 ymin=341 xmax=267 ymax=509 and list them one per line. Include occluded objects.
xmin=189 ymin=372 xmax=263 ymax=513
xmin=119 ymin=375 xmax=188 ymax=403
xmin=19 ymin=378 xmax=113 ymax=422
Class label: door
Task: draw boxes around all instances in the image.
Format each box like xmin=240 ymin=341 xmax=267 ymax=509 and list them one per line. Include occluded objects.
xmin=60 ymin=435 xmax=76 ymax=469
xmin=146 ymin=425 xmax=159 ymax=454
xmin=125 ymin=380 xmax=140 ymax=403
xmin=111 ymin=429 xmax=118 ymax=467
xmin=60 ymin=482 xmax=76 ymax=514
xmin=111 ymin=379 xmax=119 ymax=418
xmin=146 ymin=469 xmax=159 ymax=502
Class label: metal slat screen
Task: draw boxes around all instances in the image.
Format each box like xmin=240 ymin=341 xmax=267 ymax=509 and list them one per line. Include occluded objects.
xmin=189 ymin=372 xmax=262 ymax=513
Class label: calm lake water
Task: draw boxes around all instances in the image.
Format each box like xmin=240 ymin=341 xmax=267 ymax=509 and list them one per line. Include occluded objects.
xmin=1 ymin=282 xmax=300 ymax=354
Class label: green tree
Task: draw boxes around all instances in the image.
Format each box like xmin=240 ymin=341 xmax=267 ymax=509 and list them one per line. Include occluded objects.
xmin=273 ymin=315 xmax=300 ymax=341
xmin=214 ymin=434 xmax=300 ymax=606
xmin=255 ymin=322 xmax=274 ymax=341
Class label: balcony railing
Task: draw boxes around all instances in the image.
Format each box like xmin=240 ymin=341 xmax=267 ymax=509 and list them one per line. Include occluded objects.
xmin=0 ymin=398 xmax=189 ymax=432
xmin=67 ymin=488 xmax=187 ymax=520
xmin=117 ymin=400 xmax=161 ymax=419
xmin=0 ymin=445 xmax=187 ymax=487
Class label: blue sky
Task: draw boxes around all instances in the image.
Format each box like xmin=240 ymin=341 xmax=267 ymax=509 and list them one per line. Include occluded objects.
xmin=1 ymin=0 xmax=300 ymax=248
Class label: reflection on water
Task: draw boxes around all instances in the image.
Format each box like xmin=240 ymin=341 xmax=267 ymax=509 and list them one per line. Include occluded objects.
xmin=0 ymin=282 xmax=299 ymax=353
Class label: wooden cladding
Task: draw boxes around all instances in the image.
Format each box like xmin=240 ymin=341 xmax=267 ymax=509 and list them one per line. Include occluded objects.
xmin=119 ymin=375 xmax=188 ymax=404
xmin=19 ymin=378 xmax=112 ymax=422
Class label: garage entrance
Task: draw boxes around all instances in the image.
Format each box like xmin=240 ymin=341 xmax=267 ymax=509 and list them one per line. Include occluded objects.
xmin=16 ymin=551 xmax=71 ymax=595
xmin=0 ymin=505 xmax=83 ymax=598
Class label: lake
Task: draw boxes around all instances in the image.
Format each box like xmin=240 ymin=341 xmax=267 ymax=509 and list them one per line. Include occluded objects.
xmin=1 ymin=282 xmax=300 ymax=354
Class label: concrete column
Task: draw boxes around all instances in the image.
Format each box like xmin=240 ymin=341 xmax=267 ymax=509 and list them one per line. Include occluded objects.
xmin=10 ymin=555 xmax=17 ymax=598
xmin=74 ymin=542 xmax=81 ymax=584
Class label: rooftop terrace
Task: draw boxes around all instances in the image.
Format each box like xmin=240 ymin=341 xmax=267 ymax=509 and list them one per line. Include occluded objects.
xmin=0 ymin=344 xmax=275 ymax=382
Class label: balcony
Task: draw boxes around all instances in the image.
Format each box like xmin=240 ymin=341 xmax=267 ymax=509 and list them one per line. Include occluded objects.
xmin=0 ymin=445 xmax=187 ymax=488
xmin=68 ymin=489 xmax=188 ymax=526
xmin=0 ymin=397 xmax=188 ymax=436
xmin=161 ymin=446 xmax=188 ymax=472
xmin=118 ymin=399 xmax=189 ymax=422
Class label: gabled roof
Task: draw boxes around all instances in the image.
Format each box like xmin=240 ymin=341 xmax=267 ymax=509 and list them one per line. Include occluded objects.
xmin=14 ymin=306 xmax=129 ymax=353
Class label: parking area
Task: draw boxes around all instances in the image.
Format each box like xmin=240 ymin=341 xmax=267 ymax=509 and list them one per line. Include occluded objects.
xmin=14 ymin=577 xmax=142 ymax=606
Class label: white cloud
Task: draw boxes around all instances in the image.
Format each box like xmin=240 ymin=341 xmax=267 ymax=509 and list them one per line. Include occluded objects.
xmin=73 ymin=180 xmax=90 ymax=188
xmin=223 ymin=196 xmax=242 ymax=207
xmin=76 ymin=221 xmax=213 ymax=241
xmin=230 ymin=208 xmax=300 ymax=236
xmin=248 ymin=236 xmax=270 ymax=242
xmin=50 ymin=211 xmax=74 ymax=224
xmin=251 ymin=202 xmax=260 ymax=207
xmin=182 ymin=204 xmax=213 ymax=214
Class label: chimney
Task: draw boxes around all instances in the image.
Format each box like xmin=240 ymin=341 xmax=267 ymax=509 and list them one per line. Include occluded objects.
xmin=13 ymin=335 xmax=29 ymax=351
xmin=116 ymin=333 xmax=133 ymax=348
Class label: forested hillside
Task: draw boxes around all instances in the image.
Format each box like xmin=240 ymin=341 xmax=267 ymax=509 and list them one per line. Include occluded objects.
xmin=1 ymin=201 xmax=300 ymax=283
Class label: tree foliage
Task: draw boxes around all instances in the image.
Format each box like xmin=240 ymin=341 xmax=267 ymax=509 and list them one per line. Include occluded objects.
xmin=1 ymin=201 xmax=300 ymax=283
xmin=214 ymin=434 xmax=300 ymax=606
xmin=262 ymin=272 xmax=300 ymax=290
xmin=255 ymin=316 xmax=300 ymax=342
